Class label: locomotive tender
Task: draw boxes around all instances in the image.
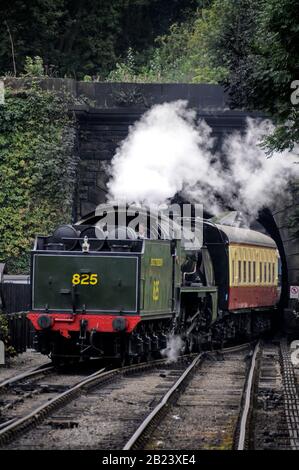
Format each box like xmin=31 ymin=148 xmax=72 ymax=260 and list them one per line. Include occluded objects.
xmin=27 ymin=205 xmax=280 ymax=364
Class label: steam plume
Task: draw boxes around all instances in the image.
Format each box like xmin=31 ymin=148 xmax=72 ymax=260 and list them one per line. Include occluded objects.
xmin=107 ymin=100 xmax=298 ymax=217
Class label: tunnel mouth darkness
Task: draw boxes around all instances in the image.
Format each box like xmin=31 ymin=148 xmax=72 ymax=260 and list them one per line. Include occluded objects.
xmin=258 ymin=207 xmax=287 ymax=328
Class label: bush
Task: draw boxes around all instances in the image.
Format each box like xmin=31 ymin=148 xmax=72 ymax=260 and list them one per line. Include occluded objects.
xmin=22 ymin=56 xmax=45 ymax=77
xmin=106 ymin=8 xmax=228 ymax=84
xmin=0 ymin=313 xmax=16 ymax=357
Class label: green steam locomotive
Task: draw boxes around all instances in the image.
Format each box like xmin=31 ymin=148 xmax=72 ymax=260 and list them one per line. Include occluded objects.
xmin=27 ymin=205 xmax=279 ymax=364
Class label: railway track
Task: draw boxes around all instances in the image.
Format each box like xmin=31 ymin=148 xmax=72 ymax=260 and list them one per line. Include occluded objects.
xmin=123 ymin=353 xmax=204 ymax=450
xmin=0 ymin=362 xmax=108 ymax=436
xmin=129 ymin=339 xmax=299 ymax=451
xmin=1 ymin=343 xmax=252 ymax=450
xmin=0 ymin=363 xmax=53 ymax=391
xmin=248 ymin=338 xmax=299 ymax=449
xmin=0 ymin=354 xmax=197 ymax=448
xmin=2 ymin=340 xmax=297 ymax=450
xmin=125 ymin=343 xmax=254 ymax=450
xmin=280 ymin=339 xmax=299 ymax=449
xmin=0 ymin=362 xmax=55 ymax=431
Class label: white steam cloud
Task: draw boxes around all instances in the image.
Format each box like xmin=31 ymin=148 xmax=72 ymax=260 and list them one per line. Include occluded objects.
xmin=107 ymin=100 xmax=298 ymax=217
xmin=220 ymin=119 xmax=299 ymax=216
xmin=161 ymin=335 xmax=183 ymax=363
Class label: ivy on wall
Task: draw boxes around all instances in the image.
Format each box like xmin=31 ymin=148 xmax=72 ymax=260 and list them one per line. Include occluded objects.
xmin=0 ymin=81 xmax=78 ymax=273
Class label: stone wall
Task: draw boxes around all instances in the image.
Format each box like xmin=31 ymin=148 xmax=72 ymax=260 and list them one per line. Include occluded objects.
xmin=272 ymin=187 xmax=299 ymax=287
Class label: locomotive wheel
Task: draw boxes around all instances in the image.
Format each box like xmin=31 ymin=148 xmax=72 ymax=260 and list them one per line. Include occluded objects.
xmin=133 ymin=354 xmax=142 ymax=364
xmin=51 ymin=356 xmax=62 ymax=368
xmin=152 ymin=350 xmax=162 ymax=360
xmin=119 ymin=354 xmax=134 ymax=367
xmin=51 ymin=355 xmax=78 ymax=368
xmin=141 ymin=352 xmax=152 ymax=363
xmin=182 ymin=334 xmax=199 ymax=354
xmin=126 ymin=355 xmax=134 ymax=366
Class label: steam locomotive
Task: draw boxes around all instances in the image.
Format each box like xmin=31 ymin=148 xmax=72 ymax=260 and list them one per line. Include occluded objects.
xmin=27 ymin=205 xmax=280 ymax=364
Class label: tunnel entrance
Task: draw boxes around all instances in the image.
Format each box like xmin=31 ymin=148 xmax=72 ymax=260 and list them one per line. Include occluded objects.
xmin=258 ymin=208 xmax=288 ymax=329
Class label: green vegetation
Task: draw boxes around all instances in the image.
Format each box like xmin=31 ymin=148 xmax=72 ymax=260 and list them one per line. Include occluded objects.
xmin=1 ymin=0 xmax=297 ymax=153
xmin=0 ymin=1 xmax=297 ymax=275
xmin=0 ymin=0 xmax=197 ymax=79
xmin=108 ymin=0 xmax=298 ymax=154
xmin=206 ymin=0 xmax=299 ymax=153
xmin=107 ymin=7 xmax=227 ymax=84
xmin=22 ymin=56 xmax=45 ymax=77
xmin=0 ymin=81 xmax=77 ymax=273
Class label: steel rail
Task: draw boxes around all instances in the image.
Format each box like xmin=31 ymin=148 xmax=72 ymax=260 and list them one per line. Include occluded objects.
xmin=237 ymin=341 xmax=260 ymax=450
xmin=280 ymin=339 xmax=299 ymax=450
xmin=123 ymin=353 xmax=203 ymax=450
xmin=0 ymin=342 xmax=252 ymax=447
xmin=0 ymin=363 xmax=53 ymax=391
xmin=0 ymin=343 xmax=248 ymax=392
xmin=0 ymin=355 xmax=194 ymax=447
xmin=0 ymin=367 xmax=107 ymax=444
xmin=219 ymin=342 xmax=251 ymax=354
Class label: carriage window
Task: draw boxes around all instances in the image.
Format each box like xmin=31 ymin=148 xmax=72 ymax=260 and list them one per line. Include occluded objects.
xmin=260 ymin=262 xmax=263 ymax=282
xmin=238 ymin=260 xmax=242 ymax=283
xmin=253 ymin=261 xmax=256 ymax=283
xmin=248 ymin=261 xmax=251 ymax=283
xmin=264 ymin=263 xmax=267 ymax=283
xmin=201 ymin=247 xmax=215 ymax=286
xmin=268 ymin=263 xmax=271 ymax=283
xmin=243 ymin=261 xmax=246 ymax=283
xmin=232 ymin=260 xmax=235 ymax=285
xmin=272 ymin=263 xmax=275 ymax=283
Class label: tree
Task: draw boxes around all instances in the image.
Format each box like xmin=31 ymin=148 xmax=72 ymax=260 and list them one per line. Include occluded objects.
xmin=107 ymin=3 xmax=226 ymax=84
xmin=209 ymin=0 xmax=299 ymax=152
xmin=0 ymin=0 xmax=198 ymax=79
xmin=0 ymin=0 xmax=65 ymax=76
